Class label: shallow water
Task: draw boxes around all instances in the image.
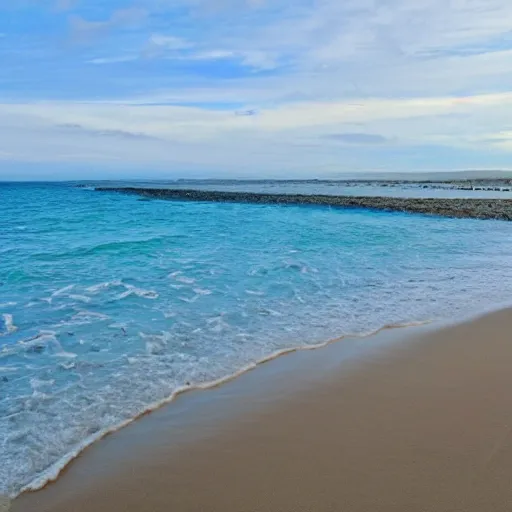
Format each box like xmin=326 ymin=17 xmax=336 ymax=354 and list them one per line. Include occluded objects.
xmin=1 ymin=182 xmax=512 ymax=496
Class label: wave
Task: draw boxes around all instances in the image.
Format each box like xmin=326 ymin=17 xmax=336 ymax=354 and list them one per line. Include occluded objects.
xmin=68 ymin=294 xmax=92 ymax=304
xmin=84 ymin=281 xmax=158 ymax=301
xmin=32 ymin=237 xmax=167 ymax=261
xmin=0 ymin=330 xmax=76 ymax=359
xmin=86 ymin=280 xmax=124 ymax=294
xmin=51 ymin=285 xmax=76 ymax=297
xmin=16 ymin=318 xmax=431 ymax=499
xmin=114 ymin=286 xmax=159 ymax=301
xmin=0 ymin=314 xmax=17 ymax=337
xmin=71 ymin=310 xmax=110 ymax=322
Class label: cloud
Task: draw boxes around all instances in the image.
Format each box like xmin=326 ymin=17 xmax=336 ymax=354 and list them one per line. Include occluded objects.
xmin=4 ymin=0 xmax=512 ymax=177
xmin=141 ymin=34 xmax=194 ymax=59
xmin=325 ymin=133 xmax=389 ymax=145
xmin=57 ymin=123 xmax=162 ymax=141
xmin=2 ymin=90 xmax=512 ymax=176
xmin=69 ymin=7 xmax=147 ymax=42
xmin=239 ymin=51 xmax=278 ymax=70
xmin=126 ymin=0 xmax=512 ymax=89
xmin=183 ymin=49 xmax=278 ymax=70
xmin=88 ymin=55 xmax=138 ymax=65
xmin=148 ymin=34 xmax=192 ymax=50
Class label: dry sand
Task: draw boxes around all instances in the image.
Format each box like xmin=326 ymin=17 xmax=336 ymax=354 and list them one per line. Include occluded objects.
xmin=13 ymin=308 xmax=512 ymax=512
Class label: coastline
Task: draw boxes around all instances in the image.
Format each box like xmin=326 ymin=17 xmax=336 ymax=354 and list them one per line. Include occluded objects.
xmin=6 ymin=319 xmax=432 ymax=500
xmin=95 ymin=187 xmax=512 ymax=220
xmin=12 ymin=306 xmax=512 ymax=512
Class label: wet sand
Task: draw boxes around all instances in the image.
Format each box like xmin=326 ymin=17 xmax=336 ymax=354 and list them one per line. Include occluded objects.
xmin=13 ymin=308 xmax=512 ymax=512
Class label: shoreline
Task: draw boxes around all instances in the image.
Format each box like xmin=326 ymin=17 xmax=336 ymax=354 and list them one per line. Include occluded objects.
xmin=12 ymin=306 xmax=512 ymax=511
xmin=7 ymin=318 xmax=432 ymax=500
xmin=95 ymin=187 xmax=512 ymax=220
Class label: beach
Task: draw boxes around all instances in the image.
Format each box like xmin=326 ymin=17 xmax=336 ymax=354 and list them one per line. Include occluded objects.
xmin=11 ymin=307 xmax=512 ymax=512
xmin=6 ymin=0 xmax=512 ymax=506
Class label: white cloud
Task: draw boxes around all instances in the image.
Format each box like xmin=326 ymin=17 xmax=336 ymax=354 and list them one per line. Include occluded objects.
xmin=2 ymin=90 xmax=512 ymax=175
xmin=5 ymin=0 xmax=512 ymax=176
xmin=148 ymin=34 xmax=193 ymax=50
xmin=265 ymin=0 xmax=512 ymax=65
xmin=108 ymin=0 xmax=512 ymax=101
xmin=88 ymin=55 xmax=138 ymax=65
xmin=69 ymin=7 xmax=147 ymax=42
xmin=81 ymin=0 xmax=512 ymax=83
xmin=182 ymin=48 xmax=278 ymax=70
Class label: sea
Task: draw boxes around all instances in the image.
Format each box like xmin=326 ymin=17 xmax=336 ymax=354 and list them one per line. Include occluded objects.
xmin=1 ymin=180 xmax=512 ymax=497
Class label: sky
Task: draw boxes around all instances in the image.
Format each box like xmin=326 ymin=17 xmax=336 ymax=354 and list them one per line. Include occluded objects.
xmin=2 ymin=0 xmax=512 ymax=179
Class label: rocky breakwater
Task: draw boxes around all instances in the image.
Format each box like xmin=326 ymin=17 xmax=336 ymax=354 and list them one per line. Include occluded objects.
xmin=95 ymin=187 xmax=512 ymax=221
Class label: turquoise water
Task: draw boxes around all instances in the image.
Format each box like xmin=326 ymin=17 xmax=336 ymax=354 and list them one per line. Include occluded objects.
xmin=1 ymin=182 xmax=512 ymax=496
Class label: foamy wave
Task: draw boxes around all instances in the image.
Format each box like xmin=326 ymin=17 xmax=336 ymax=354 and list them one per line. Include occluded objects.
xmin=0 ymin=366 xmax=17 ymax=373
xmin=175 ymin=276 xmax=195 ymax=284
xmin=85 ymin=280 xmax=123 ymax=294
xmin=115 ymin=286 xmax=159 ymax=300
xmin=51 ymin=285 xmax=75 ymax=297
xmin=68 ymin=294 xmax=92 ymax=303
xmin=71 ymin=310 xmax=110 ymax=323
xmin=15 ymin=318 xmax=433 ymax=499
xmin=179 ymin=295 xmax=199 ymax=303
xmin=245 ymin=289 xmax=265 ymax=296
xmin=193 ymin=287 xmax=212 ymax=296
xmin=0 ymin=331 xmax=58 ymax=358
xmin=168 ymin=271 xmax=195 ymax=285
xmin=30 ymin=377 xmax=55 ymax=391
xmin=139 ymin=331 xmax=172 ymax=355
xmin=0 ymin=314 xmax=17 ymax=337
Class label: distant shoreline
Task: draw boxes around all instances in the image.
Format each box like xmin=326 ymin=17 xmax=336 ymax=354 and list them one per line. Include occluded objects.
xmin=96 ymin=187 xmax=512 ymax=221
xmin=77 ymin=176 xmax=512 ymax=186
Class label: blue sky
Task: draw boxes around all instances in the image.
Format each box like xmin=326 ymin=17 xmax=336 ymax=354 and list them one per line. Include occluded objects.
xmin=2 ymin=0 xmax=512 ymax=179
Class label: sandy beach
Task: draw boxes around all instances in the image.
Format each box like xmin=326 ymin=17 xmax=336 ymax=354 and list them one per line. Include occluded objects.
xmin=12 ymin=308 xmax=512 ymax=512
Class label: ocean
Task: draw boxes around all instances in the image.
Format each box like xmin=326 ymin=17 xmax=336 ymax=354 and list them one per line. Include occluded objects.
xmin=1 ymin=181 xmax=512 ymax=497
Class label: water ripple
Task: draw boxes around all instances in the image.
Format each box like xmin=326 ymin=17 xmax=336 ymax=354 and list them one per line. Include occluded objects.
xmin=1 ymin=182 xmax=512 ymax=497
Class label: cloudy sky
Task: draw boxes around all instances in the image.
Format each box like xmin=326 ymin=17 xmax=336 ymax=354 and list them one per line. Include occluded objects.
xmin=1 ymin=0 xmax=512 ymax=179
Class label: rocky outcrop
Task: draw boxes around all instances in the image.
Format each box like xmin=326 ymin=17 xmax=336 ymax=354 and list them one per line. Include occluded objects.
xmin=95 ymin=187 xmax=512 ymax=221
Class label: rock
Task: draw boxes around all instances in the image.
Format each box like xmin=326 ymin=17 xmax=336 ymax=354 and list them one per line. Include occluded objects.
xmin=96 ymin=187 xmax=512 ymax=222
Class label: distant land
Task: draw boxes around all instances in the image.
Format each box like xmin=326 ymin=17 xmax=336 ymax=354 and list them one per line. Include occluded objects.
xmin=5 ymin=169 xmax=512 ymax=183
xmin=333 ymin=170 xmax=512 ymax=182
xmin=68 ymin=170 xmax=512 ymax=185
